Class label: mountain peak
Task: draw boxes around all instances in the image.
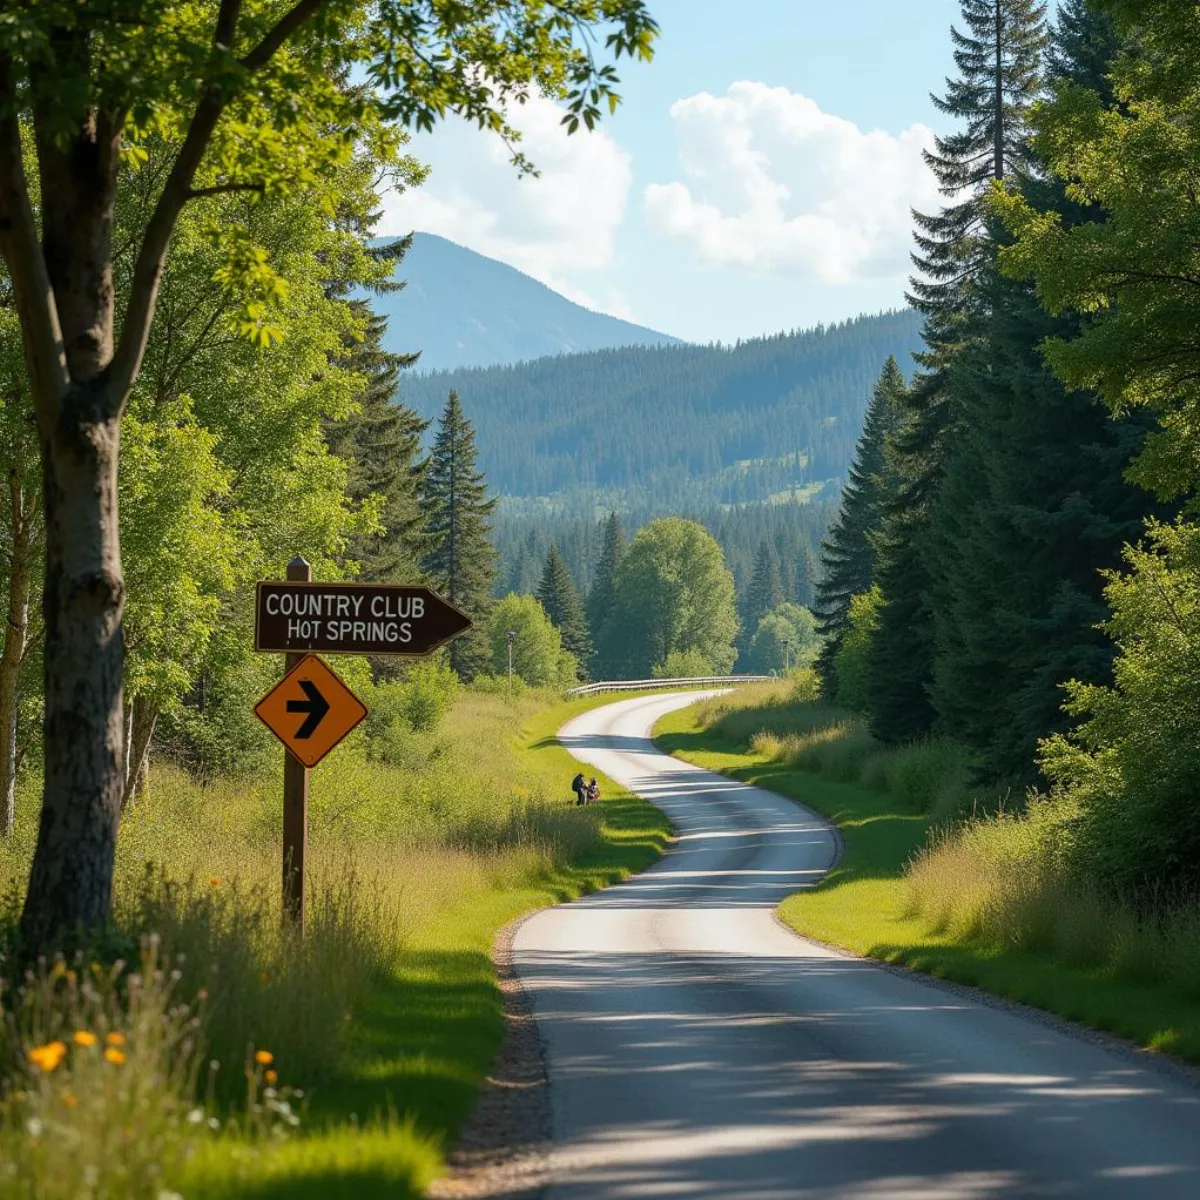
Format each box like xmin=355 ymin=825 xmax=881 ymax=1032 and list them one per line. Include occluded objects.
xmin=373 ymin=232 xmax=681 ymax=372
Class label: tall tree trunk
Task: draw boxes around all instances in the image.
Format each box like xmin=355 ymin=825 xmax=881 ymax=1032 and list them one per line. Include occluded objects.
xmin=19 ymin=407 xmax=125 ymax=948
xmin=0 ymin=471 xmax=34 ymax=837
xmin=994 ymin=0 xmax=1005 ymax=181
xmin=122 ymin=700 xmax=157 ymax=812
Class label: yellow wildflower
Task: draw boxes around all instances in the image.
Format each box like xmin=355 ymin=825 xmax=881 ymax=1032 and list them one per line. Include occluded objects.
xmin=253 ymin=1050 xmax=273 ymax=1066
xmin=209 ymin=877 xmax=221 ymax=886
xmin=29 ymin=1042 xmax=67 ymax=1072
xmin=265 ymin=1070 xmax=278 ymax=1085
xmin=62 ymin=1093 xmax=78 ymax=1109
xmin=72 ymin=1030 xmax=97 ymax=1048
xmin=105 ymin=1032 xmax=126 ymax=1047
xmin=104 ymin=1047 xmax=126 ymax=1065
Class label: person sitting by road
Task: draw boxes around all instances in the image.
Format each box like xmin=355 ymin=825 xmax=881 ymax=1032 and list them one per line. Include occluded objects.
xmin=572 ymin=771 xmax=587 ymax=806
xmin=586 ymin=777 xmax=599 ymax=804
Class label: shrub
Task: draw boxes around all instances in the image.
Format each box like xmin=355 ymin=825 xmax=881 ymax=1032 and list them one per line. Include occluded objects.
xmin=653 ymin=649 xmax=716 ymax=679
xmin=833 ymin=587 xmax=881 ymax=712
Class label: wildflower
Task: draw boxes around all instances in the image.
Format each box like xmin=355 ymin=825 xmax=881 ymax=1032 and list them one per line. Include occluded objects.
xmin=104 ymin=1047 xmax=126 ymax=1065
xmin=25 ymin=1117 xmax=43 ymax=1138
xmin=28 ymin=1041 xmax=67 ymax=1072
xmin=73 ymin=1030 xmax=97 ymax=1047
xmin=209 ymin=877 xmax=221 ymax=886
xmin=186 ymin=1109 xmax=205 ymax=1125
xmin=254 ymin=1050 xmax=273 ymax=1065
xmin=208 ymin=1117 xmax=221 ymax=1131
xmin=62 ymin=1093 xmax=78 ymax=1109
xmin=105 ymin=1032 xmax=126 ymax=1047
xmin=265 ymin=1069 xmax=278 ymax=1085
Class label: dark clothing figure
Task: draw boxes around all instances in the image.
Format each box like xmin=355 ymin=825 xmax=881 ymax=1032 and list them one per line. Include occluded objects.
xmin=572 ymin=772 xmax=586 ymax=806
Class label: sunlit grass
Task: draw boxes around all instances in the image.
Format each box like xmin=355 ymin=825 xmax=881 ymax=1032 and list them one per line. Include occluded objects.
xmin=0 ymin=687 xmax=672 ymax=1198
xmin=656 ymin=692 xmax=1200 ymax=1064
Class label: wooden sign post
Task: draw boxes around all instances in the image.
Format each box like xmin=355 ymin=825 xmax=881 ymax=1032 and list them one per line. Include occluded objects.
xmin=252 ymin=563 xmax=472 ymax=932
xmin=282 ymin=556 xmax=310 ymax=931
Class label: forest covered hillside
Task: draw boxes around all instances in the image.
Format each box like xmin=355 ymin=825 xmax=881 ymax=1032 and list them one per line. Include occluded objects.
xmin=402 ymin=307 xmax=925 ymax=511
xmin=374 ymin=232 xmax=681 ymax=370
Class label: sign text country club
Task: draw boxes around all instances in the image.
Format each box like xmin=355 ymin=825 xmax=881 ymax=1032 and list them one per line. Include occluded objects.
xmin=255 ymin=582 xmax=471 ymax=656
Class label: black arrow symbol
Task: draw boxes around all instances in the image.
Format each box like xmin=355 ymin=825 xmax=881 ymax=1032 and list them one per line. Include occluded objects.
xmin=286 ymin=678 xmax=330 ymax=739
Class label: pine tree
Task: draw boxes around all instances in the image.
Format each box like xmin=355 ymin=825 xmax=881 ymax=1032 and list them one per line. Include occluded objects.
xmin=923 ymin=0 xmax=1151 ymax=782
xmin=911 ymin=0 xmax=1048 ymax=327
xmin=814 ymin=357 xmax=907 ymax=688
xmin=742 ymin=541 xmax=784 ymax=653
xmin=329 ymin=304 xmax=427 ymax=583
xmin=588 ymin=512 xmax=626 ymax=679
xmin=536 ymin=544 xmax=592 ymax=680
xmin=869 ymin=0 xmax=1048 ymax=743
xmin=419 ymin=392 xmax=498 ymax=679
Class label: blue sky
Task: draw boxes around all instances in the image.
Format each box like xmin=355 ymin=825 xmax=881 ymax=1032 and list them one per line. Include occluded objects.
xmin=383 ymin=1 xmax=968 ymax=343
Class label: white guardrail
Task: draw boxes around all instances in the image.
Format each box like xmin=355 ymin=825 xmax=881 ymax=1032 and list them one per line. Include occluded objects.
xmin=565 ymin=675 xmax=772 ymax=697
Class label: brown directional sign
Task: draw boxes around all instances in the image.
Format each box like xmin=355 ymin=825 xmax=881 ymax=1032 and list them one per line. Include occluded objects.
xmin=255 ymin=654 xmax=368 ymax=768
xmin=254 ymin=582 xmax=471 ymax=657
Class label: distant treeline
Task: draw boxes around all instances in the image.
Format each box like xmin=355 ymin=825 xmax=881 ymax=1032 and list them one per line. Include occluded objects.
xmin=400 ymin=311 xmax=924 ymax=509
xmin=495 ymin=497 xmax=834 ymax=617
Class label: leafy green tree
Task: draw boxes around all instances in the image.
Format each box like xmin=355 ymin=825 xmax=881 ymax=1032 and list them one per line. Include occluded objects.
xmin=609 ymin=518 xmax=738 ymax=678
xmin=1040 ymin=524 xmax=1200 ymax=890
xmin=536 ymin=545 xmax=592 ymax=680
xmin=870 ymin=0 xmax=1048 ymax=745
xmin=588 ymin=512 xmax=627 ymax=679
xmin=133 ymin=156 xmax=390 ymax=783
xmin=420 ymin=392 xmax=498 ymax=680
xmin=0 ymin=0 xmax=657 ymax=946
xmin=995 ymin=0 xmax=1200 ymax=508
xmin=489 ymin=593 xmax=577 ymax=688
xmin=836 ymin=587 xmax=882 ymax=714
xmin=749 ymin=603 xmax=819 ymax=674
xmin=814 ymin=357 xmax=907 ymax=687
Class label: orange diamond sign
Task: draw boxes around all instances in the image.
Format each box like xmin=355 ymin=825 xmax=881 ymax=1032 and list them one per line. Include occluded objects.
xmin=255 ymin=654 xmax=367 ymax=768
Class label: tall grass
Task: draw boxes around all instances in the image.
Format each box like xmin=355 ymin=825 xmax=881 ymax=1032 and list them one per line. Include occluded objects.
xmin=691 ymin=683 xmax=1200 ymax=1020
xmin=699 ymin=680 xmax=982 ymax=820
xmin=0 ymin=686 xmax=597 ymax=1197
xmin=905 ymin=798 xmax=1200 ymax=1003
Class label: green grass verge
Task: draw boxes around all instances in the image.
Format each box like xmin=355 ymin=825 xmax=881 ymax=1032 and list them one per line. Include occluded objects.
xmin=654 ymin=704 xmax=1200 ymax=1066
xmin=185 ymin=691 xmax=672 ymax=1199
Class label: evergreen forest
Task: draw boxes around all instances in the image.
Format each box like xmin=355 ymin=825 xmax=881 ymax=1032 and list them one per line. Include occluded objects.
xmin=402 ymin=310 xmax=924 ymax=509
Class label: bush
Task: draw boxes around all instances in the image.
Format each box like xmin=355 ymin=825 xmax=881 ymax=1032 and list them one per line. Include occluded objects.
xmin=488 ymin=594 xmax=576 ymax=688
xmin=1040 ymin=521 xmax=1200 ymax=891
xmin=652 ymin=649 xmax=716 ymax=679
xmin=747 ymin=604 xmax=820 ymax=673
xmin=833 ymin=587 xmax=881 ymax=712
xmin=400 ymin=657 xmax=458 ymax=732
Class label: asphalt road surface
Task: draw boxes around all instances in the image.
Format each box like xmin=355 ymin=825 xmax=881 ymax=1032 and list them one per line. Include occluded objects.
xmin=512 ymin=691 xmax=1200 ymax=1199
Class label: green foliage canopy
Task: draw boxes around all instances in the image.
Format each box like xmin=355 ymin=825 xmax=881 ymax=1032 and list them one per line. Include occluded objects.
xmin=609 ymin=518 xmax=738 ymax=678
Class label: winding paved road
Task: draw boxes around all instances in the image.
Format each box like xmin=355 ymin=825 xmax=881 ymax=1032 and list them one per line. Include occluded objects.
xmin=512 ymin=691 xmax=1200 ymax=1199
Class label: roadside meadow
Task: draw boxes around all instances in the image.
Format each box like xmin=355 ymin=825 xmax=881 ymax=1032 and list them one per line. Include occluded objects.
xmin=656 ymin=680 xmax=1200 ymax=1066
xmin=0 ymin=685 xmax=671 ymax=1199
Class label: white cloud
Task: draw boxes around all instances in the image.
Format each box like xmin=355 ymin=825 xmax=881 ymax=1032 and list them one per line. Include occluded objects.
xmin=644 ymin=82 xmax=940 ymax=284
xmin=380 ymin=93 xmax=634 ymax=300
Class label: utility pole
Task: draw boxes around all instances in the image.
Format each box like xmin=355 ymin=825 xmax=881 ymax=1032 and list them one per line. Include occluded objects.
xmin=506 ymin=629 xmax=517 ymax=691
